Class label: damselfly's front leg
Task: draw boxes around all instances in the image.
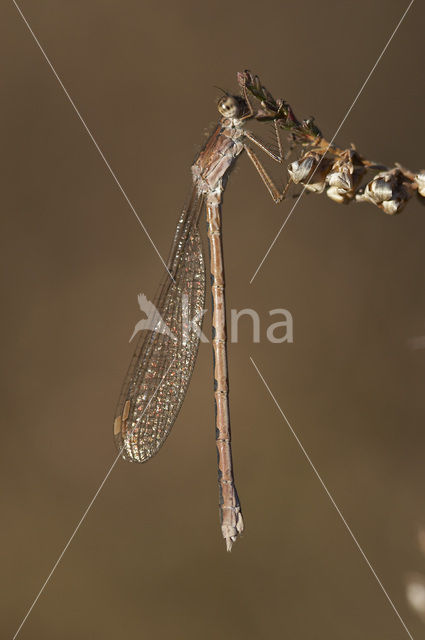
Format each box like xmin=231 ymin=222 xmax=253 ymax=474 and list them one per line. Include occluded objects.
xmin=244 ymin=120 xmax=284 ymax=163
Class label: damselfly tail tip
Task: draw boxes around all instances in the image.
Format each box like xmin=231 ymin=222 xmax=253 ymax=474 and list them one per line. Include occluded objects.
xmin=222 ymin=511 xmax=244 ymax=551
xmin=225 ymin=537 xmax=234 ymax=552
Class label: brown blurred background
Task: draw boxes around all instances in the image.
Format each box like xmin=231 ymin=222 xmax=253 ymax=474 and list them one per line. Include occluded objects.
xmin=1 ymin=1 xmax=425 ymax=637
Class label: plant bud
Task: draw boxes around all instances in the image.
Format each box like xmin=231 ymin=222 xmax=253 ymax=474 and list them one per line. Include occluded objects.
xmin=326 ymin=150 xmax=356 ymax=192
xmin=406 ymin=573 xmax=425 ymax=622
xmin=326 ymin=155 xmax=365 ymax=204
xmin=356 ymin=169 xmax=412 ymax=215
xmin=367 ymin=177 xmax=394 ymax=201
xmin=380 ymin=196 xmax=406 ymax=215
xmin=288 ymin=152 xmax=331 ymax=193
xmin=327 ymin=167 xmax=352 ymax=191
xmin=288 ymin=155 xmax=315 ymax=183
xmin=326 ymin=186 xmax=346 ymax=203
xmin=415 ymin=172 xmax=425 ymax=197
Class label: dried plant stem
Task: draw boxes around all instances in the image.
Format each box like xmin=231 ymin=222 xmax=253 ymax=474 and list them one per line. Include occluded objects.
xmin=238 ymin=70 xmax=423 ymax=215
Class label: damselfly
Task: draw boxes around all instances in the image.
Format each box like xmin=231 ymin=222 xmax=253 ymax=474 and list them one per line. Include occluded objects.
xmin=113 ymin=71 xmax=294 ymax=551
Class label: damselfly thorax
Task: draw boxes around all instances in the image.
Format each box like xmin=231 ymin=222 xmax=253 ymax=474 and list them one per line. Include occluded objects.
xmin=192 ymin=122 xmax=245 ymax=198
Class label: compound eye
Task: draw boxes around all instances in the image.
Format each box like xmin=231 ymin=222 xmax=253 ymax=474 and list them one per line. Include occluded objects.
xmin=218 ymin=96 xmax=239 ymax=118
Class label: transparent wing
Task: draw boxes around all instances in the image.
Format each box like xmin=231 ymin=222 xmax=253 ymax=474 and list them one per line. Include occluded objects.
xmin=114 ymin=186 xmax=206 ymax=462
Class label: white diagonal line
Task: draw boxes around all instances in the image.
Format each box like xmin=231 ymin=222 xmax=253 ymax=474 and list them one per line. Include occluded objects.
xmin=250 ymin=0 xmax=415 ymax=284
xmin=12 ymin=0 xmax=174 ymax=282
xmin=250 ymin=356 xmax=414 ymax=639
xmin=11 ymin=359 xmax=175 ymax=640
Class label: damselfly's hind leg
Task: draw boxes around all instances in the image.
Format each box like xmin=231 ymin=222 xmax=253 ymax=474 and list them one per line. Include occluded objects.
xmin=244 ymin=142 xmax=292 ymax=204
xmin=243 ymin=121 xmax=293 ymax=203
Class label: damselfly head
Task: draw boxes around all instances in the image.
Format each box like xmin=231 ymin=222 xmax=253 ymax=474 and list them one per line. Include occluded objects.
xmin=217 ymin=94 xmax=245 ymax=119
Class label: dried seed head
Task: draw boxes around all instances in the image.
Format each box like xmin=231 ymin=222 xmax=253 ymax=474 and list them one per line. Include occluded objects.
xmin=327 ymin=167 xmax=352 ymax=191
xmin=288 ymin=152 xmax=331 ymax=193
xmin=326 ymin=151 xmax=365 ymax=204
xmin=288 ymin=155 xmax=315 ymax=183
xmin=236 ymin=70 xmax=417 ymax=216
xmin=356 ymin=169 xmax=412 ymax=215
xmin=326 ymin=186 xmax=347 ymax=203
xmin=301 ymin=116 xmax=322 ymax=139
xmin=326 ymin=151 xmax=355 ymax=192
xmin=406 ymin=573 xmax=425 ymax=622
xmin=368 ymin=177 xmax=394 ymax=201
xmin=380 ymin=196 xmax=406 ymax=215
xmin=414 ymin=171 xmax=425 ymax=197
xmin=305 ymin=176 xmax=329 ymax=194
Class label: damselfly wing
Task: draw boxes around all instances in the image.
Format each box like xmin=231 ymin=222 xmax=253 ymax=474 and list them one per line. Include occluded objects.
xmin=114 ymin=186 xmax=206 ymax=462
